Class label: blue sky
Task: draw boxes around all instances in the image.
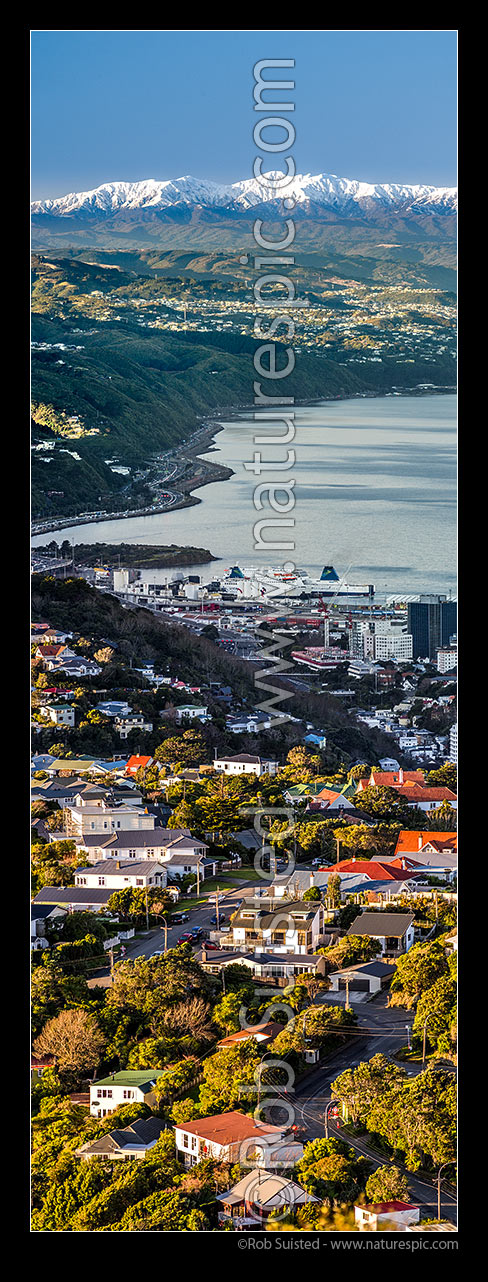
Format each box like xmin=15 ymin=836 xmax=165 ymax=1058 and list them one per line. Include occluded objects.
xmin=31 ymin=30 xmax=457 ymax=199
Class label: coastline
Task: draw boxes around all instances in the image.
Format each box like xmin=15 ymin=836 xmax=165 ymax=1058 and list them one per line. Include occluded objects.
xmin=31 ymin=384 xmax=456 ymax=539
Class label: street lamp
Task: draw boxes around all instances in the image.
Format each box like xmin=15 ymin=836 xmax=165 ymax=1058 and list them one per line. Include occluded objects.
xmin=324 ymin=1099 xmax=339 ymax=1139
xmin=437 ymin=1161 xmax=455 ymax=1223
xmin=422 ymin=1015 xmax=435 ymax=1070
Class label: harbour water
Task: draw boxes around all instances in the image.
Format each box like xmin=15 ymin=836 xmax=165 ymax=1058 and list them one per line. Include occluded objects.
xmin=32 ymin=394 xmax=456 ymax=596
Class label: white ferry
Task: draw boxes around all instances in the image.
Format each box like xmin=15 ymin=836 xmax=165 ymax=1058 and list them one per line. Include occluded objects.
xmin=220 ymin=564 xmax=374 ymax=602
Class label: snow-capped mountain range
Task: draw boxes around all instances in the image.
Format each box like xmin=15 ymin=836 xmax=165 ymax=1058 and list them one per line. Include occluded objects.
xmin=31 ymin=172 xmax=457 ymax=217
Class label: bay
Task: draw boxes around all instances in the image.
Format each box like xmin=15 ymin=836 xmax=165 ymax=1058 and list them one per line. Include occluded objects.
xmin=32 ymin=394 xmax=457 ymax=596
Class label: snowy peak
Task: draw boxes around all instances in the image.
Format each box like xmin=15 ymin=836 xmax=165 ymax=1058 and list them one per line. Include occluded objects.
xmin=31 ymin=172 xmax=457 ymax=217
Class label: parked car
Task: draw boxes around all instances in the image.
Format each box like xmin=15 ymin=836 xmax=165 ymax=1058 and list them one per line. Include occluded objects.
xmin=202 ymin=941 xmax=220 ymax=951
xmin=171 ymin=912 xmax=189 ymax=924
xmin=177 ymin=932 xmax=193 ymax=944
xmin=211 ymin=913 xmax=226 ymax=924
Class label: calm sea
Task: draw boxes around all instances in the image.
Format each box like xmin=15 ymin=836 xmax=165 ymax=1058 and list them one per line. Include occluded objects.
xmin=32 ymin=394 xmax=457 ymax=596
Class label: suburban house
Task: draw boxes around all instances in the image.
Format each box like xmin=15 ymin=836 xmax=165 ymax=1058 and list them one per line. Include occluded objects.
xmin=347 ymin=911 xmax=415 ymax=956
xmin=115 ymin=714 xmax=154 ymax=739
xmin=64 ymin=800 xmax=156 ymax=838
xmin=332 ymin=858 xmax=424 ymax=887
xmin=359 ymin=769 xmax=425 ymax=789
xmin=175 ymin=704 xmax=209 ymax=723
xmin=34 ymin=886 xmax=126 ymax=913
xmin=226 ymin=712 xmax=272 ymax=734
xmin=75 ymin=827 xmax=208 ymax=865
xmin=216 ymin=1169 xmax=319 ymax=1227
xmin=125 ymin=755 xmax=153 ymax=776
xmin=230 ymin=898 xmax=324 ymax=955
xmin=174 ymin=1111 xmax=303 ymax=1170
xmin=216 ymin=1021 xmax=284 ymax=1050
xmin=77 ymin=1117 xmax=166 ymax=1161
xmin=392 ymin=831 xmax=457 ymax=880
xmin=31 ymin=902 xmax=66 ymax=948
xmin=90 ymin=1072 xmax=161 ymax=1118
xmin=196 ymin=947 xmax=328 ymax=984
xmin=39 ymin=703 xmax=76 ymax=727
xmin=74 ymin=859 xmax=168 ymax=890
xmin=354 ymin=1200 xmax=421 ymax=1231
xmin=391 ymin=784 xmax=457 ymax=812
xmin=308 ymin=787 xmax=355 ymax=811
xmin=96 ymin=701 xmax=132 ymax=718
xmin=212 ymin=753 xmax=278 ymax=778
xmin=327 ymin=960 xmax=396 ymax=998
xmin=35 ymin=643 xmax=77 ymax=663
xmin=45 ymin=657 xmax=102 ymax=677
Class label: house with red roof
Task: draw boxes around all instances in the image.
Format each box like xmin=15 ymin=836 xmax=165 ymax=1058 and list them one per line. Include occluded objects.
xmin=174 ymin=1111 xmax=303 ymax=1170
xmin=392 ymin=784 xmax=457 ymax=812
xmin=216 ymin=1022 xmax=283 ymax=1050
xmin=354 ymin=1200 xmax=421 ymax=1231
xmin=391 ymin=831 xmax=457 ymax=879
xmin=125 ymin=755 xmax=153 ymax=776
xmin=362 ymin=769 xmax=425 ymax=788
xmin=332 ymin=858 xmax=423 ymax=884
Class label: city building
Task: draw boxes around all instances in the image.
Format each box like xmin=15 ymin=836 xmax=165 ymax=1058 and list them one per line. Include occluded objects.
xmin=407 ymin=596 xmax=457 ymax=660
xmin=449 ymin=723 xmax=457 ymax=763
xmin=436 ymin=646 xmax=457 ymax=674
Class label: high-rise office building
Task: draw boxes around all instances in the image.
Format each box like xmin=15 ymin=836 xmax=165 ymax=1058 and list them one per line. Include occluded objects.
xmin=408 ymin=597 xmax=457 ymax=660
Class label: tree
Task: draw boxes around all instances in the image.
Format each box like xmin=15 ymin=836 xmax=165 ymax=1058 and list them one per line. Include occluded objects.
xmin=198 ymin=1042 xmax=260 ymax=1115
xmin=348 ymin=763 xmax=371 ymax=782
xmin=33 ymin=1008 xmax=105 ymax=1078
xmin=365 ymin=1165 xmax=409 ymax=1204
xmin=295 ymin=1137 xmax=369 ymax=1208
xmin=320 ymin=935 xmax=382 ymax=972
xmin=354 ymin=786 xmax=414 ymax=823
xmin=426 ymin=763 xmax=457 ymax=791
xmin=303 ymin=886 xmax=321 ymax=901
xmin=327 ymin=873 xmax=342 ymax=908
xmin=94 ymin=646 xmax=115 ymax=664
xmin=390 ymin=940 xmax=449 ymax=1008
xmin=413 ymin=964 xmax=457 ymax=1056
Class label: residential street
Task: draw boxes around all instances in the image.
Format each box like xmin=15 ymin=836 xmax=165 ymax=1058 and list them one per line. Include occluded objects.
xmin=291 ymin=993 xmax=457 ymax=1225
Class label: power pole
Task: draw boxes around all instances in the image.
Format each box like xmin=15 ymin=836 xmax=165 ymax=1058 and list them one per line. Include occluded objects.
xmin=196 ymin=858 xmax=200 ymax=898
xmin=216 ymin=886 xmax=220 ymax=931
xmin=336 ymin=836 xmax=341 ymax=865
xmin=145 ymin=888 xmax=150 ymax=932
xmin=108 ymin=948 xmax=114 ymax=984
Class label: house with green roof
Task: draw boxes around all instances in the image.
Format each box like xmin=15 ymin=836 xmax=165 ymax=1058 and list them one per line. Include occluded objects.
xmin=90 ymin=1071 xmax=161 ymax=1118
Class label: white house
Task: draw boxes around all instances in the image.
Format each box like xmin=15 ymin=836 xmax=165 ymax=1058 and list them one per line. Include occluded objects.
xmin=90 ymin=1072 xmax=161 ymax=1118
xmin=213 ymin=753 xmax=278 ymax=778
xmin=76 ymin=826 xmax=208 ymax=864
xmin=65 ymin=801 xmax=156 ymax=837
xmin=175 ymin=705 xmax=209 ymax=723
xmin=40 ymin=703 xmax=76 ymax=727
xmin=174 ymin=1111 xmax=302 ymax=1170
xmin=347 ymin=911 xmax=415 ymax=956
xmin=75 ymin=859 xmax=168 ymax=890
xmin=355 ymin=1201 xmax=421 ymax=1231
xmin=115 ymin=714 xmax=154 ymax=739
